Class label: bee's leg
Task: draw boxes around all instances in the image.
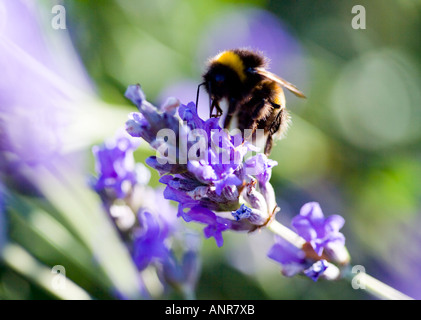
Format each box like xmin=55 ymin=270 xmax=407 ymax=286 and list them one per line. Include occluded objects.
xmin=214 ymin=102 xmax=223 ymax=118
xmin=209 ymin=99 xmax=215 ymax=118
xmin=223 ymin=98 xmax=237 ymax=129
xmin=210 ymin=100 xmax=223 ymax=118
xmin=268 ymin=106 xmax=282 ymax=135
xmin=196 ymin=82 xmax=206 ymax=110
xmin=264 ymin=134 xmax=273 ymax=156
xmin=246 ymin=100 xmax=269 ymax=133
xmin=264 ymin=107 xmax=285 ymax=155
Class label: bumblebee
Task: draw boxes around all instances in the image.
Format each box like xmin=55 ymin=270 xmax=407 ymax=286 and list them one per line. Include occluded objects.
xmin=199 ymin=48 xmax=305 ymax=155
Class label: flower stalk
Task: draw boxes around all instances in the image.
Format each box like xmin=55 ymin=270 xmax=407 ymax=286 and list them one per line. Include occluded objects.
xmin=345 ymin=268 xmax=413 ymax=300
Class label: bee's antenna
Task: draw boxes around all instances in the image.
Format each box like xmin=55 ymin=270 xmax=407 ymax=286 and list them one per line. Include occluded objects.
xmin=196 ymin=82 xmax=206 ymax=110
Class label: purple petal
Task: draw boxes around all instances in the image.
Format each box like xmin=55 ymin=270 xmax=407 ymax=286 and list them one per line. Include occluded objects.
xmin=231 ymin=204 xmax=252 ymax=221
xmin=324 ymin=214 xmax=345 ymax=233
xmin=138 ymin=211 xmax=161 ymax=239
xmin=214 ymin=174 xmax=242 ymax=196
xmin=291 ymin=216 xmax=318 ymax=242
xmin=188 ymin=160 xmax=217 ymax=182
xmin=203 ymin=217 xmax=231 ymax=247
xmin=267 ymin=236 xmax=306 ymax=265
xmin=125 ymin=84 xmax=145 ymax=107
xmin=132 ymin=210 xmax=170 ymax=270
xmin=125 ymin=112 xmax=150 ymax=139
xmin=299 ymin=202 xmax=324 ymax=220
xmin=185 ymin=206 xmax=217 ymax=225
xmin=303 ymin=260 xmax=329 ymax=282
xmin=244 ymin=154 xmax=278 ymax=184
xmin=146 ymin=156 xmax=186 ymax=175
xmin=184 ymin=206 xmax=230 ymax=247
xmin=178 ymin=102 xmax=205 ymax=130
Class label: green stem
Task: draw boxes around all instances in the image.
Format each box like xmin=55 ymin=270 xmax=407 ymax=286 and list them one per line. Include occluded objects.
xmin=266 ymin=219 xmax=413 ymax=300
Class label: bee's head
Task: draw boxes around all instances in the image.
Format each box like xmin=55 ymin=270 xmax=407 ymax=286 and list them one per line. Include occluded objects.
xmin=203 ymin=63 xmax=242 ymax=99
xmin=203 ymin=50 xmax=265 ymax=99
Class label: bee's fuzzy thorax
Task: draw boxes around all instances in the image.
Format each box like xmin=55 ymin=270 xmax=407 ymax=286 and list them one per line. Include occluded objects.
xmin=213 ymin=51 xmax=246 ymax=82
xmin=231 ymin=48 xmax=268 ymax=69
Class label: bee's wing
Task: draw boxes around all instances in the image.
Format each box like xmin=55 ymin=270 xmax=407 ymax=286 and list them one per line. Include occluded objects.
xmin=255 ymin=68 xmax=306 ymax=98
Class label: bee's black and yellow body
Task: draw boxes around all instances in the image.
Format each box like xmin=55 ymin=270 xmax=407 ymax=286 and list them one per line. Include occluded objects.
xmin=202 ymin=48 xmax=305 ymax=155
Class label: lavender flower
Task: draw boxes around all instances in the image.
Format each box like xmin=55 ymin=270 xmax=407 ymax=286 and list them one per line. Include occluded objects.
xmin=291 ymin=202 xmax=345 ymax=257
xmin=268 ymin=236 xmax=334 ymax=282
xmin=131 ymin=189 xmax=201 ymax=296
xmin=124 ymin=84 xmax=279 ymax=247
xmin=268 ymin=202 xmax=347 ymax=281
xmin=91 ymin=131 xmax=201 ymax=296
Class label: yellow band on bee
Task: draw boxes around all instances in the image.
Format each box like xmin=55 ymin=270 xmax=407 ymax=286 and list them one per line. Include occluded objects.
xmin=273 ymin=85 xmax=286 ymax=107
xmin=214 ymin=51 xmax=246 ymax=82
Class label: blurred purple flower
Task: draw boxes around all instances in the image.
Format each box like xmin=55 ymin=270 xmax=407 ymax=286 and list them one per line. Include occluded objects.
xmin=132 ymin=210 xmax=171 ymax=270
xmin=1 ymin=1 xmax=154 ymax=299
xmin=91 ymin=130 xmax=201 ymax=293
xmin=92 ymin=132 xmax=141 ymax=199
xmin=292 ymin=202 xmax=345 ymax=256
xmin=0 ymin=182 xmax=6 ymax=251
xmin=0 ymin=0 xmax=94 ymax=167
xmin=158 ymin=233 xmax=202 ymax=298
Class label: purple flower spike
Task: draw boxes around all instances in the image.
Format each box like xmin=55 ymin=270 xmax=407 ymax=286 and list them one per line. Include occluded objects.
xmin=292 ymin=202 xmax=345 ymax=256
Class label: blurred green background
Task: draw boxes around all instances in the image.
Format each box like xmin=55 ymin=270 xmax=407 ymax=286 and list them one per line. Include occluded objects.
xmin=1 ymin=0 xmax=421 ymax=299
